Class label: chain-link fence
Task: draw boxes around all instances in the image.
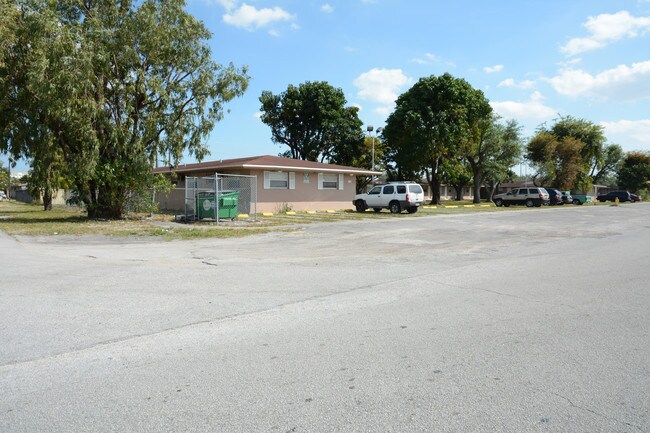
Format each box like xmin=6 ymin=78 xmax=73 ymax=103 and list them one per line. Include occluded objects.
xmin=184 ymin=174 xmax=257 ymax=223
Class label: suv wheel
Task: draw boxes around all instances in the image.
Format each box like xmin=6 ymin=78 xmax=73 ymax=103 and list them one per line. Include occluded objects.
xmin=494 ymin=198 xmax=503 ymax=207
xmin=407 ymin=206 xmax=418 ymax=214
xmin=355 ymin=200 xmax=366 ymax=213
xmin=389 ymin=201 xmax=401 ymax=214
xmin=573 ymin=199 xmax=580 ymax=205
xmin=525 ymin=198 xmax=534 ymax=207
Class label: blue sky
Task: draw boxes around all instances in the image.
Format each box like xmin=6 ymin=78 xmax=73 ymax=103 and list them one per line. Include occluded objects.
xmin=10 ymin=0 xmax=650 ymax=172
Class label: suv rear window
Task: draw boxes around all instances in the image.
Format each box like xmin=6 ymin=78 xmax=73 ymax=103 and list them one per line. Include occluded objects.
xmin=408 ymin=185 xmax=423 ymax=193
xmin=383 ymin=185 xmax=394 ymax=194
xmin=530 ymin=188 xmax=539 ymax=194
xmin=396 ymin=185 xmax=406 ymax=194
xmin=518 ymin=189 xmax=527 ymax=194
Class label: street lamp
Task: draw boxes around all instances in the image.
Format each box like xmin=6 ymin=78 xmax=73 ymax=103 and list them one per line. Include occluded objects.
xmin=366 ymin=126 xmax=383 ymax=181
xmin=367 ymin=126 xmax=374 ymax=176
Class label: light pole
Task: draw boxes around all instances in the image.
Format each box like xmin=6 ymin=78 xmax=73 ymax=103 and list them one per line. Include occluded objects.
xmin=366 ymin=126 xmax=374 ymax=177
xmin=366 ymin=126 xmax=383 ymax=181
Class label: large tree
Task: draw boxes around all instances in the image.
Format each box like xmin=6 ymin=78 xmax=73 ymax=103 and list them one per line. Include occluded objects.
xmin=480 ymin=119 xmax=523 ymax=200
xmin=617 ymin=151 xmax=650 ymax=193
xmin=0 ymin=0 xmax=249 ymax=218
xmin=463 ymin=115 xmax=521 ymax=203
xmin=592 ymin=143 xmax=623 ymax=185
xmin=526 ymin=131 xmax=586 ymax=189
xmin=526 ymin=116 xmax=620 ymax=191
xmin=383 ymin=73 xmax=491 ymax=204
xmin=259 ymin=81 xmax=364 ymax=162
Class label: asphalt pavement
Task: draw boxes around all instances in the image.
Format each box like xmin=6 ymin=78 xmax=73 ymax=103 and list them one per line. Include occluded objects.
xmin=1 ymin=204 xmax=649 ymax=432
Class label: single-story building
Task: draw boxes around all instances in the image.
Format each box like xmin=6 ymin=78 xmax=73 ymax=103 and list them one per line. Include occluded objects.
xmin=153 ymin=155 xmax=381 ymax=213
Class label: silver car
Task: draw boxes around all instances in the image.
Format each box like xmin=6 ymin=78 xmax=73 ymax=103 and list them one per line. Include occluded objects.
xmin=493 ymin=187 xmax=550 ymax=208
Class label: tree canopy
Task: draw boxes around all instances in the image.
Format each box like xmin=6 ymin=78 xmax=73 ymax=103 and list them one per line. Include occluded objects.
xmin=383 ymin=73 xmax=492 ymax=204
xmin=259 ymin=81 xmax=364 ymax=163
xmin=479 ymin=118 xmax=523 ymax=199
xmin=0 ymin=0 xmax=249 ymax=218
xmin=525 ymin=116 xmax=621 ymax=191
xmin=617 ymin=151 xmax=650 ymax=193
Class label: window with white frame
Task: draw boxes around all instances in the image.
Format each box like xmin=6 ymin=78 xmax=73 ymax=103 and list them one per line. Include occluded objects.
xmin=264 ymin=171 xmax=295 ymax=190
xmin=318 ymin=173 xmax=344 ymax=190
xmin=269 ymin=171 xmax=288 ymax=188
xmin=322 ymin=174 xmax=338 ymax=189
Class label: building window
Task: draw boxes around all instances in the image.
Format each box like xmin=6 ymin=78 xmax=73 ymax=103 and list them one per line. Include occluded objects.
xmin=318 ymin=173 xmax=344 ymax=190
xmin=269 ymin=171 xmax=288 ymax=189
xmin=264 ymin=171 xmax=295 ymax=190
xmin=318 ymin=173 xmax=345 ymax=190
xmin=321 ymin=174 xmax=338 ymax=189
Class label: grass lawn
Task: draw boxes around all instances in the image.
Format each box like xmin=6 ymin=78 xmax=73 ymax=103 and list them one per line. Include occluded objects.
xmin=1 ymin=198 xmax=599 ymax=239
xmin=0 ymin=201 xmax=272 ymax=240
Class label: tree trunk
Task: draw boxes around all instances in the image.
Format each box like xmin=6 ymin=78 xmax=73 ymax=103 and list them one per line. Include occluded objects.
xmin=470 ymin=160 xmax=482 ymax=204
xmin=425 ymin=160 xmax=443 ymax=205
xmin=425 ymin=168 xmax=441 ymax=205
xmin=489 ymin=183 xmax=498 ymax=201
xmin=455 ymin=185 xmax=463 ymax=201
xmin=43 ymin=189 xmax=53 ymax=211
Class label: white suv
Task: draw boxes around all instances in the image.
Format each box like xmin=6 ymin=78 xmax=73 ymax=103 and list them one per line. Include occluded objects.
xmin=353 ymin=182 xmax=425 ymax=214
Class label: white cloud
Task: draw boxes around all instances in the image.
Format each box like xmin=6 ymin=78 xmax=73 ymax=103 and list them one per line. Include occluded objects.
xmin=561 ymin=11 xmax=650 ymax=56
xmin=202 ymin=0 xmax=237 ymax=10
xmin=353 ymin=68 xmax=413 ymax=106
xmin=344 ymin=46 xmax=359 ymax=52
xmin=601 ymin=119 xmax=650 ymax=150
xmin=321 ymin=3 xmax=334 ymax=13
xmin=253 ymin=111 xmax=263 ymax=120
xmin=490 ymin=91 xmax=557 ymax=121
xmin=223 ymin=4 xmax=295 ymax=31
xmin=484 ymin=64 xmax=504 ymax=74
xmin=548 ymin=60 xmax=650 ymax=100
xmin=498 ymin=78 xmax=535 ymax=89
xmin=410 ymin=52 xmax=456 ymax=67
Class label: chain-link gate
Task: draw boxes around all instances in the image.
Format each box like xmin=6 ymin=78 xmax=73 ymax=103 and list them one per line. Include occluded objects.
xmin=184 ymin=173 xmax=257 ymax=223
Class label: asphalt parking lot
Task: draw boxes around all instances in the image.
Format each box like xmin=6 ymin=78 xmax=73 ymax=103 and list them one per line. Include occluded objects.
xmin=1 ymin=204 xmax=649 ymax=432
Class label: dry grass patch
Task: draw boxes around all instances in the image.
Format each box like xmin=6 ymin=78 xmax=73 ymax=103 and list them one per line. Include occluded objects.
xmin=0 ymin=201 xmax=271 ymax=240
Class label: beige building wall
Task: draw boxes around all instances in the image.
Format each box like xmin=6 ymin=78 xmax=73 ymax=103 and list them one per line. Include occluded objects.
xmin=251 ymin=169 xmax=357 ymax=212
xmin=156 ymin=169 xmax=359 ymax=213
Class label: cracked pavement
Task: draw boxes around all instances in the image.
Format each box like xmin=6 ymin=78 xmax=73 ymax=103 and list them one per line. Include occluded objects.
xmin=1 ymin=204 xmax=649 ymax=432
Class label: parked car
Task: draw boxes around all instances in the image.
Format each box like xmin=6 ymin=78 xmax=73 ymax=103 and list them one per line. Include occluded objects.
xmin=353 ymin=182 xmax=425 ymax=214
xmin=571 ymin=194 xmax=591 ymax=205
xmin=543 ymin=187 xmax=564 ymax=205
xmin=561 ymin=191 xmax=573 ymax=204
xmin=596 ymin=191 xmax=633 ymax=203
xmin=493 ymin=187 xmax=550 ymax=207
xmin=630 ymin=193 xmax=641 ymax=202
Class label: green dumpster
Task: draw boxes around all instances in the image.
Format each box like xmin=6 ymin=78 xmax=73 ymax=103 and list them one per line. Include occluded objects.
xmin=218 ymin=191 xmax=239 ymax=219
xmin=195 ymin=191 xmax=239 ymax=220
